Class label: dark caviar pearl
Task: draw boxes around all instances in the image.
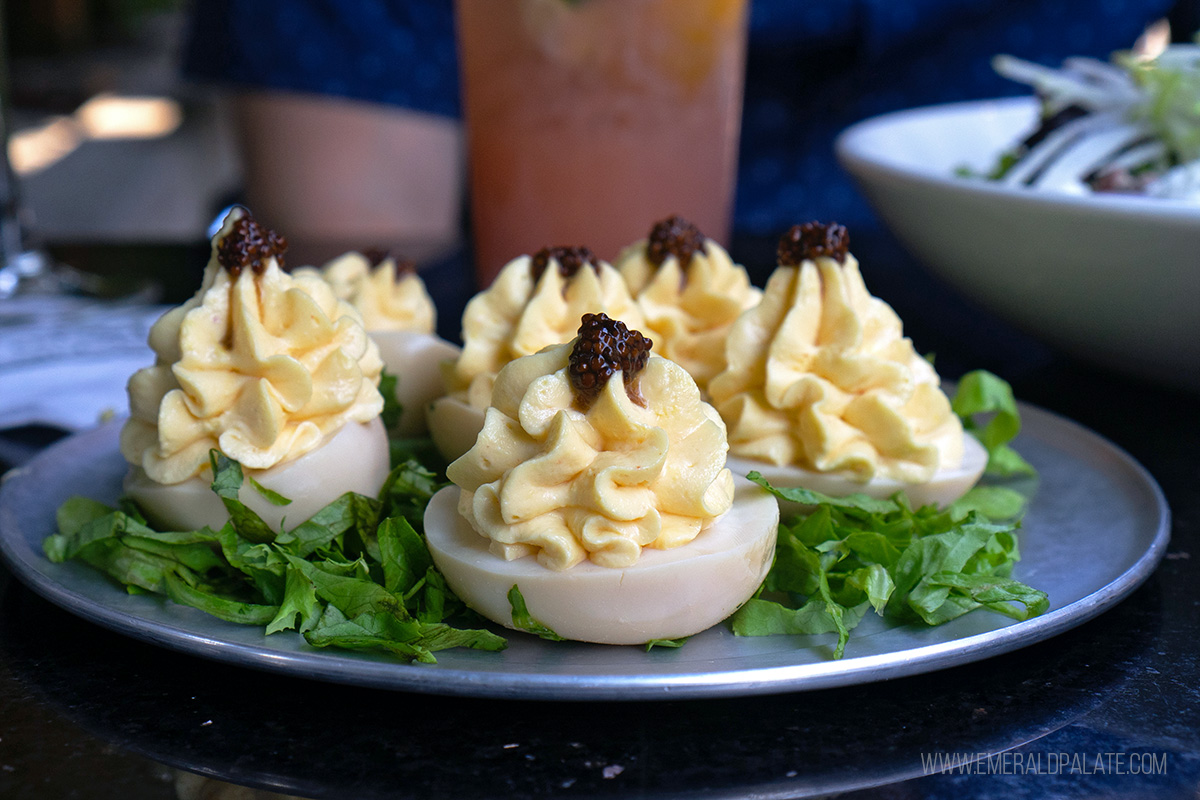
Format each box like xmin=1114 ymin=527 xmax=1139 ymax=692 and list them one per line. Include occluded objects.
xmin=777 ymin=222 xmax=849 ymax=266
xmin=530 ymin=246 xmax=599 ymax=283
xmin=217 ymin=213 xmax=288 ymax=278
xmin=360 ymin=247 xmax=416 ymax=277
xmin=361 ymin=247 xmax=390 ymax=268
xmin=360 ymin=248 xmax=416 ymax=280
xmin=568 ymin=313 xmax=653 ymax=409
xmin=646 ymin=215 xmax=706 ymax=271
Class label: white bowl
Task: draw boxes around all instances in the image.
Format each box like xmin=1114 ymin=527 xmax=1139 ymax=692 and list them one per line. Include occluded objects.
xmin=836 ymin=97 xmax=1200 ymax=391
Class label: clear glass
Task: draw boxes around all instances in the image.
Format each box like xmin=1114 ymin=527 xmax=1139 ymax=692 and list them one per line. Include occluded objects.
xmin=0 ymin=4 xmax=67 ymax=300
xmin=456 ymin=0 xmax=749 ymax=284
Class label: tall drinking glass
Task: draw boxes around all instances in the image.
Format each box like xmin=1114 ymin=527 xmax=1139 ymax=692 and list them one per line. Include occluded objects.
xmin=455 ymin=0 xmax=749 ymax=284
xmin=0 ymin=1 xmax=68 ymax=299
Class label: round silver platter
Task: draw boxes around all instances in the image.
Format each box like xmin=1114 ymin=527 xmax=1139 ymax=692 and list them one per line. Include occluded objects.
xmin=0 ymin=406 xmax=1170 ymax=701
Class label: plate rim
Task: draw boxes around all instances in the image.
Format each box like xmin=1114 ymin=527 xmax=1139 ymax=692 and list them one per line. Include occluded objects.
xmin=0 ymin=405 xmax=1171 ymax=700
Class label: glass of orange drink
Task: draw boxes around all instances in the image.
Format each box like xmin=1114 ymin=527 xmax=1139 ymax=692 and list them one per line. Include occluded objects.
xmin=455 ymin=0 xmax=749 ymax=284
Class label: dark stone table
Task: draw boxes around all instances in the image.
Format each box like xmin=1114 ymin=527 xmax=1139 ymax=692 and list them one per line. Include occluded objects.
xmin=1 ymin=230 xmax=1195 ymax=799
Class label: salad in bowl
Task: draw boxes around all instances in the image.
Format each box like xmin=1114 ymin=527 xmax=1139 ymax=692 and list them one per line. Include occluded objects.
xmin=836 ymin=37 xmax=1200 ymax=392
xmin=969 ymin=40 xmax=1200 ymax=201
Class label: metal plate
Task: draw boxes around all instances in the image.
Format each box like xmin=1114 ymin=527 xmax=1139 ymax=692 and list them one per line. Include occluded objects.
xmin=0 ymin=407 xmax=1170 ymax=700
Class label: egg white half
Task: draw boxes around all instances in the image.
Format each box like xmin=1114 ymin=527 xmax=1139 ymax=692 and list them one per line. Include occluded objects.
xmin=423 ymin=476 xmax=779 ymax=645
xmin=371 ymin=330 xmax=461 ymax=436
xmin=425 ymin=395 xmax=486 ymax=464
xmin=726 ymin=433 xmax=989 ymax=515
xmin=125 ymin=417 xmax=391 ymax=533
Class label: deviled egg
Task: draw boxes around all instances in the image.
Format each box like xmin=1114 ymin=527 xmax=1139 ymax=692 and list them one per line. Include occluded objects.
xmin=120 ymin=208 xmax=391 ymax=532
xmin=424 ymin=313 xmax=778 ymax=645
xmin=707 ymin=222 xmax=987 ymax=511
xmin=427 ymin=246 xmax=644 ymax=462
xmin=615 ymin=215 xmax=761 ymax=393
xmin=295 ymin=250 xmax=460 ymax=436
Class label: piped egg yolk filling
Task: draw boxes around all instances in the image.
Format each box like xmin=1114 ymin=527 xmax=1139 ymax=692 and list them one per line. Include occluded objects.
xmin=306 ymin=251 xmax=436 ymax=334
xmin=447 ymin=340 xmax=733 ymax=571
xmin=120 ymin=210 xmax=384 ymax=485
xmin=446 ymin=249 xmax=645 ymax=411
xmin=708 ymin=251 xmax=963 ymax=484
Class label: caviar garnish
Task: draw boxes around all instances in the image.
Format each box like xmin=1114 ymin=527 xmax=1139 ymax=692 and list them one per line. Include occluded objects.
xmin=569 ymin=313 xmax=653 ymax=409
xmin=361 ymin=247 xmax=390 ymax=268
xmin=646 ymin=215 xmax=706 ymax=271
xmin=216 ymin=213 xmax=288 ymax=278
xmin=777 ymin=222 xmax=849 ymax=266
xmin=362 ymin=248 xmax=416 ymax=279
xmin=531 ymin=246 xmax=599 ymax=283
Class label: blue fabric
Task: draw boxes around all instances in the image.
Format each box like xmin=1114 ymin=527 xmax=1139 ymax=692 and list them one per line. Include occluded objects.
xmin=182 ymin=0 xmax=1177 ymax=233
xmin=734 ymin=0 xmax=1176 ymax=232
xmin=183 ymin=0 xmax=460 ymax=117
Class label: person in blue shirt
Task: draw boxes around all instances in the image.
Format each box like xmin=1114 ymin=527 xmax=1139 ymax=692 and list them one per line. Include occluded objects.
xmin=184 ymin=0 xmax=1181 ymax=247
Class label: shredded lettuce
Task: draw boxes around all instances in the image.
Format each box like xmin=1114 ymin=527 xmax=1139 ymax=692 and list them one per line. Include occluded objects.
xmin=378 ymin=370 xmax=404 ymax=433
xmin=246 ymin=474 xmax=292 ymax=506
xmin=44 ymin=448 xmax=505 ymax=663
xmin=951 ymin=370 xmax=1037 ymax=478
xmin=45 ymin=370 xmax=1042 ymax=663
xmin=378 ymin=370 xmax=447 ymax=469
xmin=644 ymin=637 xmax=689 ymax=651
xmin=507 ymin=584 xmax=565 ymax=642
xmin=733 ymin=473 xmax=1048 ymax=659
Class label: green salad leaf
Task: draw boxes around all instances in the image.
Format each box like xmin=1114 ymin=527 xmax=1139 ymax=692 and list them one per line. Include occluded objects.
xmin=163 ymin=570 xmax=280 ymax=625
xmin=208 ymin=451 xmax=277 ymax=543
xmin=377 ymin=372 xmax=449 ymax=471
xmin=507 ymin=584 xmax=565 ymax=642
xmin=44 ymin=448 xmax=506 ymax=663
xmin=45 ymin=367 xmax=1042 ymax=664
xmin=379 ymin=370 xmax=404 ymax=432
xmin=380 ymin=458 xmax=444 ymax=532
xmin=949 ymin=485 xmax=1029 ymax=521
xmin=951 ymin=370 xmax=1037 ymax=478
xmin=732 ymin=474 xmax=1047 ymax=659
xmin=956 ymin=148 xmax=1022 ymax=181
xmin=644 ymin=637 xmax=689 ymax=651
xmin=245 ymin=475 xmax=291 ymax=506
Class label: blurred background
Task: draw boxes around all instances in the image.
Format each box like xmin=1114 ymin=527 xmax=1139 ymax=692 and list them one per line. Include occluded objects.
xmin=2 ymin=9 xmax=1198 ymax=798
xmin=3 ymin=0 xmax=1197 ymax=301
